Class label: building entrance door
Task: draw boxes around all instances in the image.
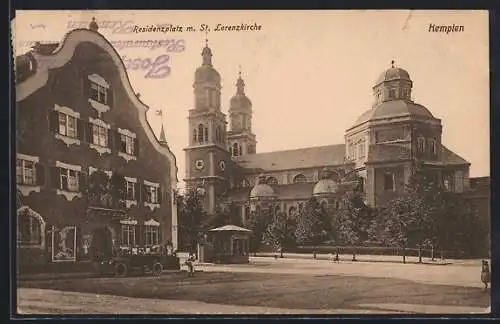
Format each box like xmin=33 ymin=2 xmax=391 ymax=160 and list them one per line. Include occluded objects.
xmin=90 ymin=227 xmax=113 ymax=261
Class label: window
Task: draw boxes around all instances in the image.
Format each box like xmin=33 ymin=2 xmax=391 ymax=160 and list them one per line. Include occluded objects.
xmin=348 ymin=143 xmax=355 ymax=160
xmin=288 ymin=206 xmax=297 ymax=218
xmin=267 ymin=177 xmax=278 ymax=185
xmin=58 ymin=113 xmax=77 ymax=138
xmin=204 ymin=127 xmax=209 ymax=142
xmin=428 ymin=139 xmax=437 ymax=156
xmin=454 ymin=171 xmax=464 ymax=193
xmin=90 ymin=81 xmax=108 ymax=105
xmin=126 ymin=181 xmax=135 ymax=200
xmin=193 ymin=128 xmax=197 ymax=143
xmin=145 ymin=185 xmax=159 ymax=204
xmin=197 ymin=124 xmax=204 ymax=143
xmin=444 ymin=177 xmax=453 ymax=192
xmin=92 ymin=124 xmax=108 ymax=147
xmin=293 ymin=174 xmax=307 ymax=184
xmin=17 ymin=213 xmax=41 ymax=245
xmin=16 ymin=159 xmax=36 ymax=185
xmin=388 ymin=88 xmax=396 ymax=99
xmin=120 ymin=135 xmax=135 ymax=155
xmin=144 ymin=226 xmax=159 ymax=246
xmin=383 ymin=172 xmax=395 ymax=191
xmin=121 ymin=224 xmax=136 ymax=246
xmin=417 ymin=137 xmax=425 ymax=152
xmin=233 ymin=143 xmax=239 ymax=157
xmin=358 ymin=140 xmax=366 ymax=158
xmin=60 ymin=168 xmax=79 ymax=192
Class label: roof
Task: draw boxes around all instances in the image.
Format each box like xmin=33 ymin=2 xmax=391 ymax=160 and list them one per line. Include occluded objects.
xmin=233 ymin=144 xmax=347 ymax=171
xmin=354 ymin=100 xmax=435 ymax=126
xmin=209 ymin=225 xmax=252 ymax=232
xmin=375 ymin=67 xmax=411 ymax=85
xmin=250 ymin=183 xmax=275 ymax=198
xmin=441 ymin=145 xmax=470 ymax=166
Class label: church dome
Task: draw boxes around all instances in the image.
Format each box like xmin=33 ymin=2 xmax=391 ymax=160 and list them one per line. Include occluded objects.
xmin=354 ymin=100 xmax=435 ymax=126
xmin=313 ymin=168 xmax=339 ymax=195
xmin=230 ymin=94 xmax=252 ymax=110
xmin=194 ymin=45 xmax=221 ymax=85
xmin=375 ymin=66 xmax=411 ymax=86
xmin=195 ymin=65 xmax=221 ymax=84
xmin=250 ymin=175 xmax=276 ymax=199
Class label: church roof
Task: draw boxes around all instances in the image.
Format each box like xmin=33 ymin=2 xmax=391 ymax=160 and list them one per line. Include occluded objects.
xmin=233 ymin=144 xmax=348 ymax=171
xmin=375 ymin=67 xmax=411 ymax=85
xmin=354 ymin=100 xmax=435 ymax=126
xmin=228 ymin=182 xmax=316 ymax=202
xmin=441 ymin=146 xmax=470 ymax=165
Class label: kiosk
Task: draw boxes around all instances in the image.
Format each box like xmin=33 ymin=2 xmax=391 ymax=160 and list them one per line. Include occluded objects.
xmin=207 ymin=225 xmax=252 ymax=264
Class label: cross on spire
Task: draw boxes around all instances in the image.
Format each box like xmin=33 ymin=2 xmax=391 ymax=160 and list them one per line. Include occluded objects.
xmin=391 ymin=60 xmax=395 ymax=68
xmin=238 ymin=65 xmax=242 ymax=78
xmin=205 ymin=30 xmax=209 ymax=47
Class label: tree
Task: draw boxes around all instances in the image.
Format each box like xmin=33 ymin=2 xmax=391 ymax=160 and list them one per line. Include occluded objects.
xmin=177 ymin=188 xmax=207 ymax=253
xmin=203 ymin=202 xmax=242 ymax=230
xmin=263 ymin=211 xmax=296 ymax=258
xmin=337 ymin=190 xmax=373 ymax=261
xmin=243 ymin=208 xmax=270 ymax=256
xmin=295 ymin=197 xmax=329 ymax=258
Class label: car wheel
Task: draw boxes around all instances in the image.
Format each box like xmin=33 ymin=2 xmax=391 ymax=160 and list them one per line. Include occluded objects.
xmin=114 ymin=262 xmax=128 ymax=277
xmin=152 ymin=262 xmax=163 ymax=276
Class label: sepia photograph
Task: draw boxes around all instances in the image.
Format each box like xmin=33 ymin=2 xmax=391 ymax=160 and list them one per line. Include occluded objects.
xmin=13 ymin=10 xmax=490 ymax=315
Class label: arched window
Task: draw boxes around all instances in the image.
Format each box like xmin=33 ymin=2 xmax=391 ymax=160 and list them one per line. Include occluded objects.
xmin=17 ymin=207 xmax=45 ymax=247
xmin=197 ymin=124 xmax=204 ymax=143
xmin=293 ymin=174 xmax=307 ymax=184
xmin=238 ymin=144 xmax=242 ymax=156
xmin=417 ymin=137 xmax=425 ymax=152
xmin=215 ymin=127 xmax=220 ymax=143
xmin=266 ymin=176 xmax=278 ymax=185
xmin=274 ymin=205 xmax=281 ymax=217
xmin=320 ymin=200 xmax=328 ymax=211
xmin=288 ymin=206 xmax=297 ymax=219
xmin=233 ymin=143 xmax=239 ymax=157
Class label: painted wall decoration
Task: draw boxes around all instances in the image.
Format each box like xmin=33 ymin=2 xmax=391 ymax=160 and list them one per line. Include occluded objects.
xmin=51 ymin=225 xmax=77 ymax=262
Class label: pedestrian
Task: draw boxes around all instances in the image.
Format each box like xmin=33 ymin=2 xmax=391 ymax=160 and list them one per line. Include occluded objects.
xmin=185 ymin=252 xmax=196 ymax=277
xmin=481 ymin=260 xmax=490 ymax=290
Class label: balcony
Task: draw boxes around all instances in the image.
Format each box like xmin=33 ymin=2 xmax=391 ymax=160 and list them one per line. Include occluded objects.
xmin=87 ymin=192 xmax=126 ymax=210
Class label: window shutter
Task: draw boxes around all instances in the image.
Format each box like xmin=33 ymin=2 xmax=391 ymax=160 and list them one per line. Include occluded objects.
xmin=50 ymin=166 xmax=61 ymax=189
xmin=134 ymin=138 xmax=139 ymax=156
xmin=115 ymin=131 xmax=122 ymax=153
xmin=107 ymin=88 xmax=114 ymax=108
xmin=134 ymin=182 xmax=140 ymax=201
xmin=142 ymin=183 xmax=148 ymax=203
xmin=77 ymin=118 xmax=85 ymax=140
xmin=85 ymin=122 xmax=93 ymax=143
xmin=82 ymin=77 xmax=91 ymax=99
xmin=35 ymin=163 xmax=45 ymax=186
xmin=157 ymin=186 xmax=162 ymax=204
xmin=48 ymin=110 xmax=59 ymax=133
xmin=79 ymin=171 xmax=87 ymax=192
xmin=107 ymin=128 xmax=113 ymax=148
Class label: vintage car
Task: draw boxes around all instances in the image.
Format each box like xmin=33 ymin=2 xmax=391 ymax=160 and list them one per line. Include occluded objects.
xmin=96 ymin=246 xmax=180 ymax=277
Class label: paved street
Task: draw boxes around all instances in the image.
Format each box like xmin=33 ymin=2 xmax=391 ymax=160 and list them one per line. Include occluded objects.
xmin=17 ymin=255 xmax=490 ymax=315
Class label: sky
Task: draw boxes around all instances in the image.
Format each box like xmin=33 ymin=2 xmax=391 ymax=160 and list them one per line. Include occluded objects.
xmin=14 ymin=10 xmax=490 ymax=188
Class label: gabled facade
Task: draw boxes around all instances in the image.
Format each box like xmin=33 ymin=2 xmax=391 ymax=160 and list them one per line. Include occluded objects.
xmin=16 ymin=22 xmax=178 ymax=268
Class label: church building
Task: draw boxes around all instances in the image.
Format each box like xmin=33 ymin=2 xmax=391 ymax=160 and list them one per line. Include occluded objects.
xmin=184 ymin=41 xmax=486 ymax=224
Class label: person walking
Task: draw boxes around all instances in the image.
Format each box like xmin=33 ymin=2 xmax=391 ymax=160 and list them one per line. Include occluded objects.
xmin=481 ymin=260 xmax=490 ymax=290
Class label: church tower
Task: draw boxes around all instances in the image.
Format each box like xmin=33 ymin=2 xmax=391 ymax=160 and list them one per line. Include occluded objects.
xmin=227 ymin=67 xmax=257 ymax=158
xmin=184 ymin=37 xmax=231 ymax=214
